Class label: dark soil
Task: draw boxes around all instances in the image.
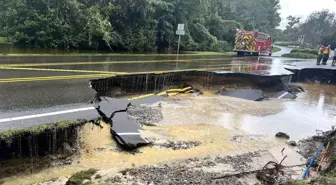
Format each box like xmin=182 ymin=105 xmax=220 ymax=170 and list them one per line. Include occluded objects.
xmin=106 ymin=152 xmax=262 ymax=185
xmin=155 ymin=140 xmax=201 ymax=150
xmin=127 ymin=104 xmax=163 ymax=126
xmin=145 ymin=137 xmax=201 ymax=150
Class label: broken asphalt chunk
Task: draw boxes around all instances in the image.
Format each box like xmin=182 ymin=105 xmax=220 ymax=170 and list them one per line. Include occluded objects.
xmin=286 ymin=84 xmax=305 ymax=94
xmin=220 ymin=89 xmax=264 ymax=101
xmin=111 ymin=112 xmax=148 ymax=149
xmin=95 ymin=97 xmax=130 ymax=123
xmin=94 ymin=97 xmax=148 ymax=150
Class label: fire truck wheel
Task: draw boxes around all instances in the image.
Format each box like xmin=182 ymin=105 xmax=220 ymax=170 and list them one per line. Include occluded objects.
xmin=237 ymin=51 xmax=244 ymax=56
xmin=258 ymin=48 xmax=262 ymax=56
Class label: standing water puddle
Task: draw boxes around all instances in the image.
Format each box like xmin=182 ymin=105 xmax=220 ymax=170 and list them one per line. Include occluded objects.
xmin=219 ymin=83 xmax=336 ymax=141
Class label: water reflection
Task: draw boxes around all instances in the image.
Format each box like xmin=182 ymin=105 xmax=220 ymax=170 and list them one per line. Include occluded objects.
xmin=316 ymin=92 xmax=325 ymax=113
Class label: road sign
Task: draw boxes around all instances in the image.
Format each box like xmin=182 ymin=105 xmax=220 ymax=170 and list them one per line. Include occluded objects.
xmin=298 ymin=35 xmax=305 ymax=44
xmin=176 ymin=24 xmax=185 ymax=56
xmin=176 ymin=30 xmax=185 ymax=35
xmin=177 ymin=24 xmax=185 ymax=31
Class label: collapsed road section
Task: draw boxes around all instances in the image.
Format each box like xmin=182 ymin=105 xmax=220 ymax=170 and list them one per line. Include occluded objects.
xmin=94 ymin=96 xmax=163 ymax=149
xmin=0 ymin=66 xmax=297 ymax=178
xmin=285 ymin=62 xmax=336 ymax=84
xmin=89 ymin=69 xmax=294 ymax=98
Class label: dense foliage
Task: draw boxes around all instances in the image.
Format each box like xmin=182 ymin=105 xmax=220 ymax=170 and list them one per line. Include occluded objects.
xmin=0 ymin=0 xmax=281 ymax=52
xmin=279 ymin=10 xmax=336 ymax=48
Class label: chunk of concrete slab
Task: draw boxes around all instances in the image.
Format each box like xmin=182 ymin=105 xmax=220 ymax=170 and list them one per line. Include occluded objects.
xmin=268 ymin=146 xmax=306 ymax=167
xmin=271 ymin=91 xmax=297 ymax=99
xmin=111 ymin=112 xmax=148 ymax=149
xmin=220 ymin=89 xmax=264 ymax=101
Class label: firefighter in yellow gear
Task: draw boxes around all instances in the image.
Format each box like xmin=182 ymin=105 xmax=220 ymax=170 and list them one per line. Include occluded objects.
xmin=322 ymin=45 xmax=331 ymax=65
xmin=316 ymin=47 xmax=324 ymax=65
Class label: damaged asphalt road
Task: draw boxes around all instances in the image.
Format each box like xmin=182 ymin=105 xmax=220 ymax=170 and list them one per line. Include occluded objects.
xmin=219 ymin=84 xmax=303 ymax=101
xmin=219 ymin=89 xmax=264 ymax=101
xmin=94 ymin=95 xmax=163 ymax=150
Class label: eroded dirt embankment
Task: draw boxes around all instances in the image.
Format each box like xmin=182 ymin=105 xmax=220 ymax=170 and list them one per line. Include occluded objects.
xmin=0 ymin=120 xmax=91 ymax=179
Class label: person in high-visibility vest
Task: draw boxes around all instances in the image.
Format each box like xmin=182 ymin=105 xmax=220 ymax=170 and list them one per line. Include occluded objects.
xmin=322 ymin=45 xmax=331 ymax=65
xmin=316 ymin=47 xmax=324 ymax=65
xmin=332 ymin=47 xmax=336 ymax=67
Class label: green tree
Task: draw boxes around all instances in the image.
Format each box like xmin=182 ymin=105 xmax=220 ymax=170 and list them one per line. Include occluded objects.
xmin=2 ymin=0 xmax=283 ymax=52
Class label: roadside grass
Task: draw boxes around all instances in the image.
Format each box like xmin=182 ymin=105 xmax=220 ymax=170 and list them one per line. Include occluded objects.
xmin=273 ymin=47 xmax=281 ymax=53
xmin=276 ymin=43 xmax=290 ymax=47
xmin=0 ymin=37 xmax=8 ymax=44
xmin=0 ymin=120 xmax=82 ymax=144
xmin=180 ymin=51 xmax=236 ymax=56
xmin=282 ymin=48 xmax=319 ymax=59
xmin=291 ymin=48 xmax=319 ymax=55
xmin=289 ymin=173 xmax=336 ymax=185
xmin=0 ymin=51 xmax=237 ymax=57
xmin=282 ymin=52 xmax=317 ymax=59
xmin=66 ymin=169 xmax=98 ymax=185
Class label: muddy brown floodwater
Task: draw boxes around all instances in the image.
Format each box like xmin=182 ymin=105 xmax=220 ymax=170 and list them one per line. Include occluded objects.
xmin=236 ymin=83 xmax=336 ymax=141
xmin=2 ymin=83 xmax=336 ymax=185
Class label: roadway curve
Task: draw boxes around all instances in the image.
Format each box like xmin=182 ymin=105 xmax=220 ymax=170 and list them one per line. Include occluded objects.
xmin=272 ymin=45 xmax=293 ymax=57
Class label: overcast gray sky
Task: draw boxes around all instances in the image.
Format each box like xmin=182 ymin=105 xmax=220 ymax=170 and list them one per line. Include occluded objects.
xmin=279 ymin=0 xmax=336 ymax=29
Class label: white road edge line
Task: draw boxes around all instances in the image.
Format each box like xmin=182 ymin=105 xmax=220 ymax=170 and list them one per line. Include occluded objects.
xmin=117 ymin=133 xmax=141 ymax=136
xmin=277 ymin=92 xmax=289 ymax=99
xmin=0 ymin=107 xmax=95 ymax=123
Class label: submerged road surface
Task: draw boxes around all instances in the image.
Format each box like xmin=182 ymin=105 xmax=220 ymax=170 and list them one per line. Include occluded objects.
xmin=0 ymin=55 xmax=303 ymax=116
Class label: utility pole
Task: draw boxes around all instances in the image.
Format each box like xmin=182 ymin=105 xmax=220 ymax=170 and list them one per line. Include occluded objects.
xmin=176 ymin=24 xmax=185 ymax=64
xmin=177 ymin=35 xmax=181 ymax=56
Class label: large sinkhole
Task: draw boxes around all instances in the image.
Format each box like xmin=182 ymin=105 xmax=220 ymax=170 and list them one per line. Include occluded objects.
xmin=0 ymin=70 xmax=294 ymax=178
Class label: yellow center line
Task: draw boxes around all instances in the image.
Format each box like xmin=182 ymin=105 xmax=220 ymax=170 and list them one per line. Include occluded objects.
xmin=0 ymin=65 xmax=257 ymax=83
xmin=0 ymin=74 xmax=114 ymax=83
xmin=0 ymin=66 xmax=127 ymax=75
xmin=124 ymin=65 xmax=254 ymax=75
xmin=0 ymin=57 xmax=234 ymax=67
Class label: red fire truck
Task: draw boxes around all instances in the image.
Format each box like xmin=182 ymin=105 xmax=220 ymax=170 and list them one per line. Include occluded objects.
xmin=233 ymin=30 xmax=273 ymax=56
